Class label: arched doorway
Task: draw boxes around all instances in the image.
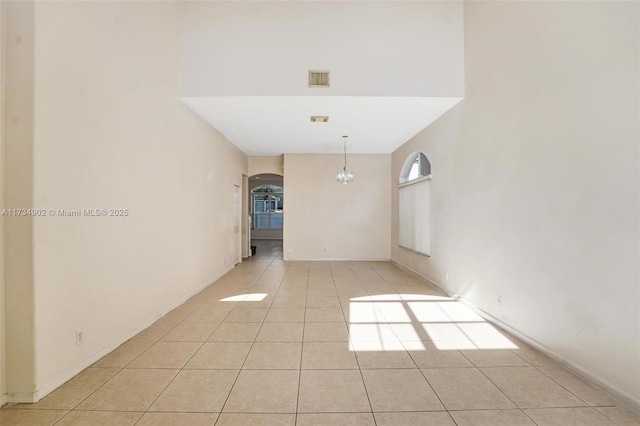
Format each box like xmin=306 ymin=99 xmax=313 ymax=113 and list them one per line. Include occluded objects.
xmin=249 ymin=173 xmax=283 ymax=256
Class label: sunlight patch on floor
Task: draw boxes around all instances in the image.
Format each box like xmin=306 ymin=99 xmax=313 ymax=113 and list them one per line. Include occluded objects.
xmin=349 ymin=339 xmax=409 ymax=351
xmin=348 ymin=294 xmax=518 ymax=352
xmin=219 ymin=293 xmax=268 ymax=302
xmin=350 ymin=294 xmax=451 ymax=302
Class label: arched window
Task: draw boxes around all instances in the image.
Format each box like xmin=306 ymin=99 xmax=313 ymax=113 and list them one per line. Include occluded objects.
xmin=398 ymin=152 xmax=431 ymax=256
xmin=399 ymin=152 xmax=431 ymax=184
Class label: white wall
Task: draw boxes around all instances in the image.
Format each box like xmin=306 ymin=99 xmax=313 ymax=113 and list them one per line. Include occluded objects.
xmin=4 ymin=0 xmax=36 ymax=401
xmin=0 ymin=0 xmax=7 ymax=406
xmin=248 ymin=156 xmax=283 ymax=177
xmin=284 ymin=154 xmax=390 ymax=260
xmin=392 ymin=1 xmax=639 ymax=408
xmin=180 ymin=1 xmax=463 ymax=97
xmin=5 ymin=1 xmax=247 ymax=400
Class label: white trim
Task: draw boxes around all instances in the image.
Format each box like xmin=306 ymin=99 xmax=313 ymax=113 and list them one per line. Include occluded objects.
xmin=391 ymin=259 xmax=640 ymax=415
xmin=397 ymin=245 xmax=431 ymax=258
xmin=0 ymin=393 xmax=7 ymax=407
xmin=21 ymin=266 xmax=234 ymax=403
xmin=455 ymin=297 xmax=640 ymax=414
xmin=398 ymin=174 xmax=432 ymax=188
xmin=283 ymin=256 xmax=391 ymax=262
xmin=7 ymin=391 xmax=35 ymax=404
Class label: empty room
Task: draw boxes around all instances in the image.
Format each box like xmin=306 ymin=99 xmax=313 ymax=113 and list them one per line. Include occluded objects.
xmin=0 ymin=1 xmax=639 ymax=425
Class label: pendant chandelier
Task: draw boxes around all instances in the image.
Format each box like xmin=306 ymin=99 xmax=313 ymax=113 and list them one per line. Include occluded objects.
xmin=336 ymin=135 xmax=355 ymax=184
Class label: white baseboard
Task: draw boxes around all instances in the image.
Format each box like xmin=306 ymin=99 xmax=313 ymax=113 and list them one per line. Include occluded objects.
xmin=6 ymin=391 xmax=34 ymax=404
xmin=0 ymin=393 xmax=7 ymax=407
xmin=20 ymin=266 xmax=234 ymax=404
xmin=391 ymin=259 xmax=640 ymax=415
xmin=283 ymin=256 xmax=391 ymax=262
xmin=455 ymin=296 xmax=640 ymax=414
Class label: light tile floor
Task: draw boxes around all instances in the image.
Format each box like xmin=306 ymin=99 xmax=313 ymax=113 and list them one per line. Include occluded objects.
xmin=2 ymin=240 xmax=639 ymax=426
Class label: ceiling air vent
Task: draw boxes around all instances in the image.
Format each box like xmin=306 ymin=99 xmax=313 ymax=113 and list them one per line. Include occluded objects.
xmin=309 ymin=70 xmax=330 ymax=88
xmin=310 ymin=116 xmax=329 ymax=123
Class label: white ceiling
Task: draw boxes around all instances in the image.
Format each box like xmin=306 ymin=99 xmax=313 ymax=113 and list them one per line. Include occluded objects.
xmin=181 ymin=96 xmax=462 ymax=156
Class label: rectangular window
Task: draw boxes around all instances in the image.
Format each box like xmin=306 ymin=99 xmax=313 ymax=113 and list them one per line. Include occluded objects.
xmin=398 ymin=176 xmax=430 ymax=256
xmin=252 ymin=193 xmax=283 ymax=230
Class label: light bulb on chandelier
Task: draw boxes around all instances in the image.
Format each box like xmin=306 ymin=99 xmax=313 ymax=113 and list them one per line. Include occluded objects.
xmin=336 ymin=135 xmax=355 ymax=184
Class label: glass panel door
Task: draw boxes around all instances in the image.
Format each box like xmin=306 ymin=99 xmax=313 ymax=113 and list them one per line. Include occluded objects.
xmin=252 ymin=192 xmax=284 ymax=230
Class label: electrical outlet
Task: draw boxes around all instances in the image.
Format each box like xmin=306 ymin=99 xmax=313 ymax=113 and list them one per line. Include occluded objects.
xmin=445 ymin=273 xmax=449 ymax=282
xmin=496 ymin=295 xmax=502 ymax=306
xmin=76 ymin=331 xmax=84 ymax=345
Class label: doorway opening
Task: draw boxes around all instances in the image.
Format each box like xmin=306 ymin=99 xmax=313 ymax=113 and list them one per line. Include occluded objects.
xmin=249 ymin=174 xmax=283 ymax=258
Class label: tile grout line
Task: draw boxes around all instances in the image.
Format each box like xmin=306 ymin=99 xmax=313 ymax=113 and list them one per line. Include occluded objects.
xmin=369 ymin=264 xmax=556 ymax=424
xmin=124 ymin=285 xmax=238 ymax=425
xmin=53 ymin=292 xmax=216 ymax=422
xmin=214 ymin=248 xmax=289 ymax=425
xmin=138 ymin=336 xmax=212 ymax=423
xmin=131 ymin=277 xmax=257 ymax=424
xmin=377 ymin=264 xmax=618 ymax=420
xmin=471 ymin=364 xmax=543 ymax=425
xmin=10 ymin=248 xmax=636 ymax=425
xmin=454 ymin=348 xmax=544 ymax=426
xmin=531 ymin=362 xmax=618 ymax=411
xmin=369 ymin=263 xmax=458 ymax=425
xmin=142 ymin=248 xmax=276 ymax=425
xmin=334 ymin=262 xmax=378 ymax=426
xmin=46 ymin=354 xmax=133 ymax=424
xmin=294 ymin=262 xmax=310 ymax=425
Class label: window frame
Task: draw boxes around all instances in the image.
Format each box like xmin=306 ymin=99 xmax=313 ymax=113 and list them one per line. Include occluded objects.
xmin=398 ymin=152 xmax=432 ymax=257
xmin=251 ymin=185 xmax=284 ymax=230
xmin=399 ymin=152 xmax=431 ymax=184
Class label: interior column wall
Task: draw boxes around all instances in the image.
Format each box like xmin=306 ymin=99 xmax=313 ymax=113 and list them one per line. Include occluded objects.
xmin=4 ymin=0 xmax=36 ymax=401
xmin=0 ymin=0 xmax=8 ymax=406
xmin=242 ymin=174 xmax=249 ymax=257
